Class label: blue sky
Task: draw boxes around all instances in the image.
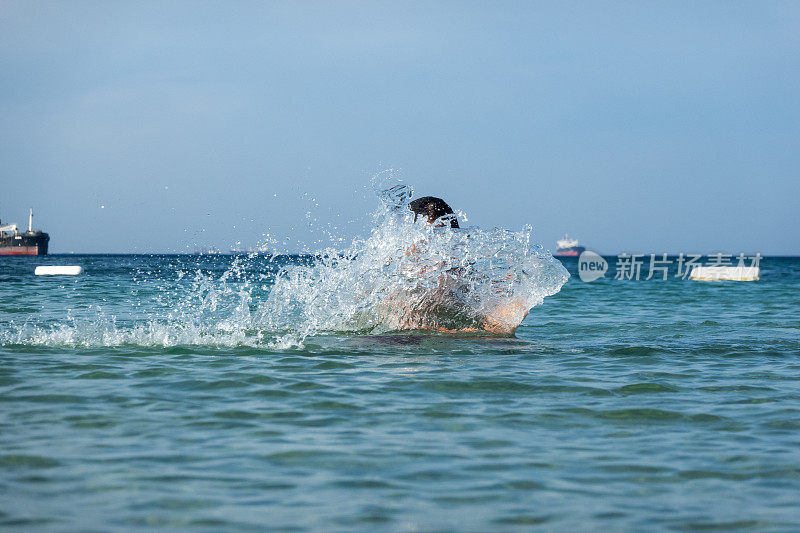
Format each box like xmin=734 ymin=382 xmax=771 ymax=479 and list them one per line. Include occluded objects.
xmin=1 ymin=1 xmax=798 ymax=254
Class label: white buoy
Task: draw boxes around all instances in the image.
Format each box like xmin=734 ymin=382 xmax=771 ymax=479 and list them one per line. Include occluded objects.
xmin=690 ymin=266 xmax=759 ymax=281
xmin=34 ymin=266 xmax=84 ymax=276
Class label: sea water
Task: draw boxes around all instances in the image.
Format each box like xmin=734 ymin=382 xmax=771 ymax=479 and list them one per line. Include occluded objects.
xmin=1 ymin=207 xmax=799 ymax=529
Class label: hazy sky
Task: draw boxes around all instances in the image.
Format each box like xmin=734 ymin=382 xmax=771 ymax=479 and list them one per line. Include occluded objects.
xmin=2 ymin=1 xmax=798 ymax=254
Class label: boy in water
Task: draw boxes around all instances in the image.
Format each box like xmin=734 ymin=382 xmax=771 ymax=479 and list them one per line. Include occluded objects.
xmin=373 ymin=195 xmax=469 ymax=331
xmin=382 ymin=196 xmax=527 ymax=334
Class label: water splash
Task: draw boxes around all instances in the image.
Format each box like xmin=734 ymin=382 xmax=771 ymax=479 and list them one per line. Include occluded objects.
xmin=258 ymin=179 xmax=568 ymax=344
xmin=3 ymin=256 xmax=272 ymax=349
xmin=2 ymin=179 xmax=568 ymax=349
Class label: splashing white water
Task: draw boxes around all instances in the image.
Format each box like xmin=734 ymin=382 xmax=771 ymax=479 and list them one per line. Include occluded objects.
xmin=2 ymin=178 xmax=568 ymax=349
xmin=3 ymin=258 xmax=268 ymax=349
xmin=258 ymin=179 xmax=568 ymax=344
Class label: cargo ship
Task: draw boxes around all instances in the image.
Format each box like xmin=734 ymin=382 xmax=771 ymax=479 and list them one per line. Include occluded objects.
xmin=555 ymin=235 xmax=585 ymax=257
xmin=0 ymin=209 xmax=50 ymax=255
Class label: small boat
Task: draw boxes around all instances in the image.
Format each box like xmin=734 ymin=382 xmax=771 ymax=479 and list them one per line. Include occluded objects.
xmin=555 ymin=235 xmax=585 ymax=257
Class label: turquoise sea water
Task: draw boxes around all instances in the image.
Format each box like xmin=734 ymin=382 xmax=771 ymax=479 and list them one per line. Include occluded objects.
xmin=1 ymin=254 xmax=799 ymax=531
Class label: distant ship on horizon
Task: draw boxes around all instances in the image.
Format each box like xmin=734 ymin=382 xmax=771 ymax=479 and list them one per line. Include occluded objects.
xmin=555 ymin=234 xmax=585 ymax=257
xmin=0 ymin=209 xmax=50 ymax=255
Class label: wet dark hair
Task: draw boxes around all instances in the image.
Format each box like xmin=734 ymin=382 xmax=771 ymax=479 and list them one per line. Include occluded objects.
xmin=408 ymin=196 xmax=459 ymax=228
